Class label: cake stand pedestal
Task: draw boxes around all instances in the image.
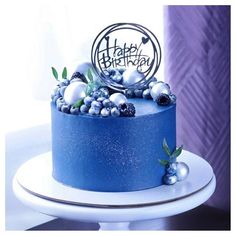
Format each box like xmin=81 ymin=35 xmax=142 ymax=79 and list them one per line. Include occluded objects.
xmin=13 ymin=151 xmax=216 ymax=230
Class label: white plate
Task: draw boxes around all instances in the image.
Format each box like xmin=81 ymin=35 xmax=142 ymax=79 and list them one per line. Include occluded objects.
xmin=16 ymin=150 xmax=213 ymax=208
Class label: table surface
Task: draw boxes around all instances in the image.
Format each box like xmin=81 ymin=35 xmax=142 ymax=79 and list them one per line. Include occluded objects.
xmin=13 ymin=150 xmax=216 ymax=229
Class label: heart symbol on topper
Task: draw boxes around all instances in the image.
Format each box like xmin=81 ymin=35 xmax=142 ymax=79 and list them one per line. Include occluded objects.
xmin=142 ymin=37 xmax=149 ymax=44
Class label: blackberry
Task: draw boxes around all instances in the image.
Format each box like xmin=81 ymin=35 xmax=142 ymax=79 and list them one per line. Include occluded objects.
xmin=70 ymin=72 xmax=87 ymax=83
xmin=156 ymin=93 xmax=171 ymax=106
xmin=119 ymin=103 xmax=136 ymax=117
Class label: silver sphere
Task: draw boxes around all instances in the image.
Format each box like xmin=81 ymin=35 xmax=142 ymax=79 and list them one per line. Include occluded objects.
xmin=122 ymin=68 xmax=144 ymax=87
xmin=176 ymin=162 xmax=189 ymax=181
xmin=109 ymin=93 xmax=128 ymax=107
xmin=64 ymin=82 xmax=87 ymax=105
xmin=150 ymin=82 xmax=171 ymax=100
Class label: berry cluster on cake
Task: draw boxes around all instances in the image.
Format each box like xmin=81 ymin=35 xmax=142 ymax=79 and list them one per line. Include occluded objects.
xmin=50 ymin=23 xmax=189 ymax=192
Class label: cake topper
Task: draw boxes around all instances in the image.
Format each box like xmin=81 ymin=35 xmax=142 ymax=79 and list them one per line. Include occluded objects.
xmin=91 ymin=23 xmax=161 ymax=91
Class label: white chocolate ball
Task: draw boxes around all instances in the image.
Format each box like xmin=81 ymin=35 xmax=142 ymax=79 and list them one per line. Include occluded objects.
xmin=150 ymin=82 xmax=171 ymax=100
xmin=64 ymin=82 xmax=87 ymax=105
xmin=176 ymin=162 xmax=189 ymax=181
xmin=109 ymin=93 xmax=128 ymax=106
xmin=122 ymin=68 xmax=144 ymax=87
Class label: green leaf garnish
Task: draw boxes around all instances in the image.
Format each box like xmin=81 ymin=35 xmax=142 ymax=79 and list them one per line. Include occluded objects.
xmin=86 ymin=82 xmax=96 ymax=95
xmin=73 ymin=99 xmax=83 ymax=108
xmin=158 ymin=159 xmax=169 ymax=166
xmin=86 ymin=69 xmax=93 ymax=82
xmin=62 ymin=67 xmax=67 ymax=79
xmin=51 ymin=67 xmax=59 ymax=80
xmin=170 ymin=145 xmax=183 ymax=159
xmin=163 ymin=138 xmax=171 ymax=156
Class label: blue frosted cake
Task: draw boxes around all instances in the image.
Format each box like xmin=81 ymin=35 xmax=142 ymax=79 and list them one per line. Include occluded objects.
xmin=50 ymin=23 xmax=188 ymax=192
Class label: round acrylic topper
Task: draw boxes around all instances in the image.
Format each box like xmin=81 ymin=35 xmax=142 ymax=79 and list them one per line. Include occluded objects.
xmin=91 ymin=23 xmax=161 ymax=90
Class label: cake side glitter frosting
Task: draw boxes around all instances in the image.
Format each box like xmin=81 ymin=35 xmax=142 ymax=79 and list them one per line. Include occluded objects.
xmin=51 ymin=99 xmax=176 ymax=192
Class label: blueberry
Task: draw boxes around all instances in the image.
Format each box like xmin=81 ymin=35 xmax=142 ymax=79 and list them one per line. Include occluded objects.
xmin=59 ymin=86 xmax=67 ymax=97
xmin=97 ymin=97 xmax=106 ymax=102
xmin=111 ymin=107 xmax=120 ymax=117
xmin=70 ymin=106 xmax=80 ymax=115
xmin=134 ymin=89 xmax=143 ymax=98
xmin=163 ymin=174 xmax=177 ymax=185
xmin=99 ymin=87 xmax=109 ymax=98
xmin=169 ymin=94 xmax=177 ymax=104
xmin=119 ymin=103 xmax=135 ymax=117
xmin=61 ymin=104 xmax=71 ymax=114
xmin=91 ymin=101 xmax=102 ymax=110
xmin=80 ymin=104 xmax=89 ymax=113
xmin=102 ymin=99 xmax=115 ymax=108
xmin=83 ymin=96 xmax=94 ymax=107
xmin=88 ymin=107 xmax=96 ymax=115
xmin=124 ymin=89 xmax=135 ymax=98
xmin=61 ymin=79 xmax=70 ymax=86
xmin=92 ymin=91 xmax=101 ymax=99
xmin=156 ymin=93 xmax=171 ymax=106
xmin=58 ymin=82 xmax=67 ymax=87
xmin=166 ymin=162 xmax=178 ymax=175
xmin=142 ymin=89 xmax=152 ymax=99
xmin=56 ymin=97 xmax=64 ymax=111
xmin=111 ymin=74 xmax=122 ymax=83
xmin=108 ymin=68 xmax=116 ymax=76
xmin=100 ymin=108 xmax=110 ymax=117
xmin=118 ymin=68 xmax=125 ymax=74
xmin=52 ymin=94 xmax=61 ymax=103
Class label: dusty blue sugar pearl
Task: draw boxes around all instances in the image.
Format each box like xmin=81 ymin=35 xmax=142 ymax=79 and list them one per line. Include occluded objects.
xmin=166 ymin=162 xmax=178 ymax=175
xmin=111 ymin=107 xmax=120 ymax=117
xmin=134 ymin=89 xmax=143 ymax=98
xmin=61 ymin=104 xmax=71 ymax=114
xmin=80 ymin=104 xmax=89 ymax=113
xmin=61 ymin=79 xmax=70 ymax=86
xmin=70 ymin=107 xmax=80 ymax=115
xmin=83 ymin=96 xmax=94 ymax=107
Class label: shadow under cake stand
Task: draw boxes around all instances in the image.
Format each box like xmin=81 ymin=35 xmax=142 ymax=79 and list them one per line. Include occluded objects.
xmin=13 ymin=150 xmax=216 ymax=230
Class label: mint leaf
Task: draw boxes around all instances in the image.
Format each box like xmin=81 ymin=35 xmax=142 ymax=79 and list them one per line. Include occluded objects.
xmin=73 ymin=99 xmax=83 ymax=108
xmin=163 ymin=138 xmax=171 ymax=156
xmin=158 ymin=159 xmax=169 ymax=166
xmin=62 ymin=67 xmax=67 ymax=79
xmin=51 ymin=67 xmax=58 ymax=80
xmin=87 ymin=69 xmax=93 ymax=82
xmin=171 ymin=145 xmax=183 ymax=159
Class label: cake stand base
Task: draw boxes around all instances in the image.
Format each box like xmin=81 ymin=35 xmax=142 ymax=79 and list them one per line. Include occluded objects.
xmin=13 ymin=151 xmax=216 ymax=231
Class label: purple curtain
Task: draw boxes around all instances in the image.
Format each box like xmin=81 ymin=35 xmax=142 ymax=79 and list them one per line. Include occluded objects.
xmin=164 ymin=6 xmax=230 ymax=211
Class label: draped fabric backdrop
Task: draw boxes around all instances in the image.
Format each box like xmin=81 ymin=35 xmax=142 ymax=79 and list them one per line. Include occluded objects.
xmin=164 ymin=6 xmax=230 ymax=211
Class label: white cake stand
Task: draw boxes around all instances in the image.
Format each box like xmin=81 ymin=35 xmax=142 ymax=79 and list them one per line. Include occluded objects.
xmin=13 ymin=151 xmax=216 ymax=230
